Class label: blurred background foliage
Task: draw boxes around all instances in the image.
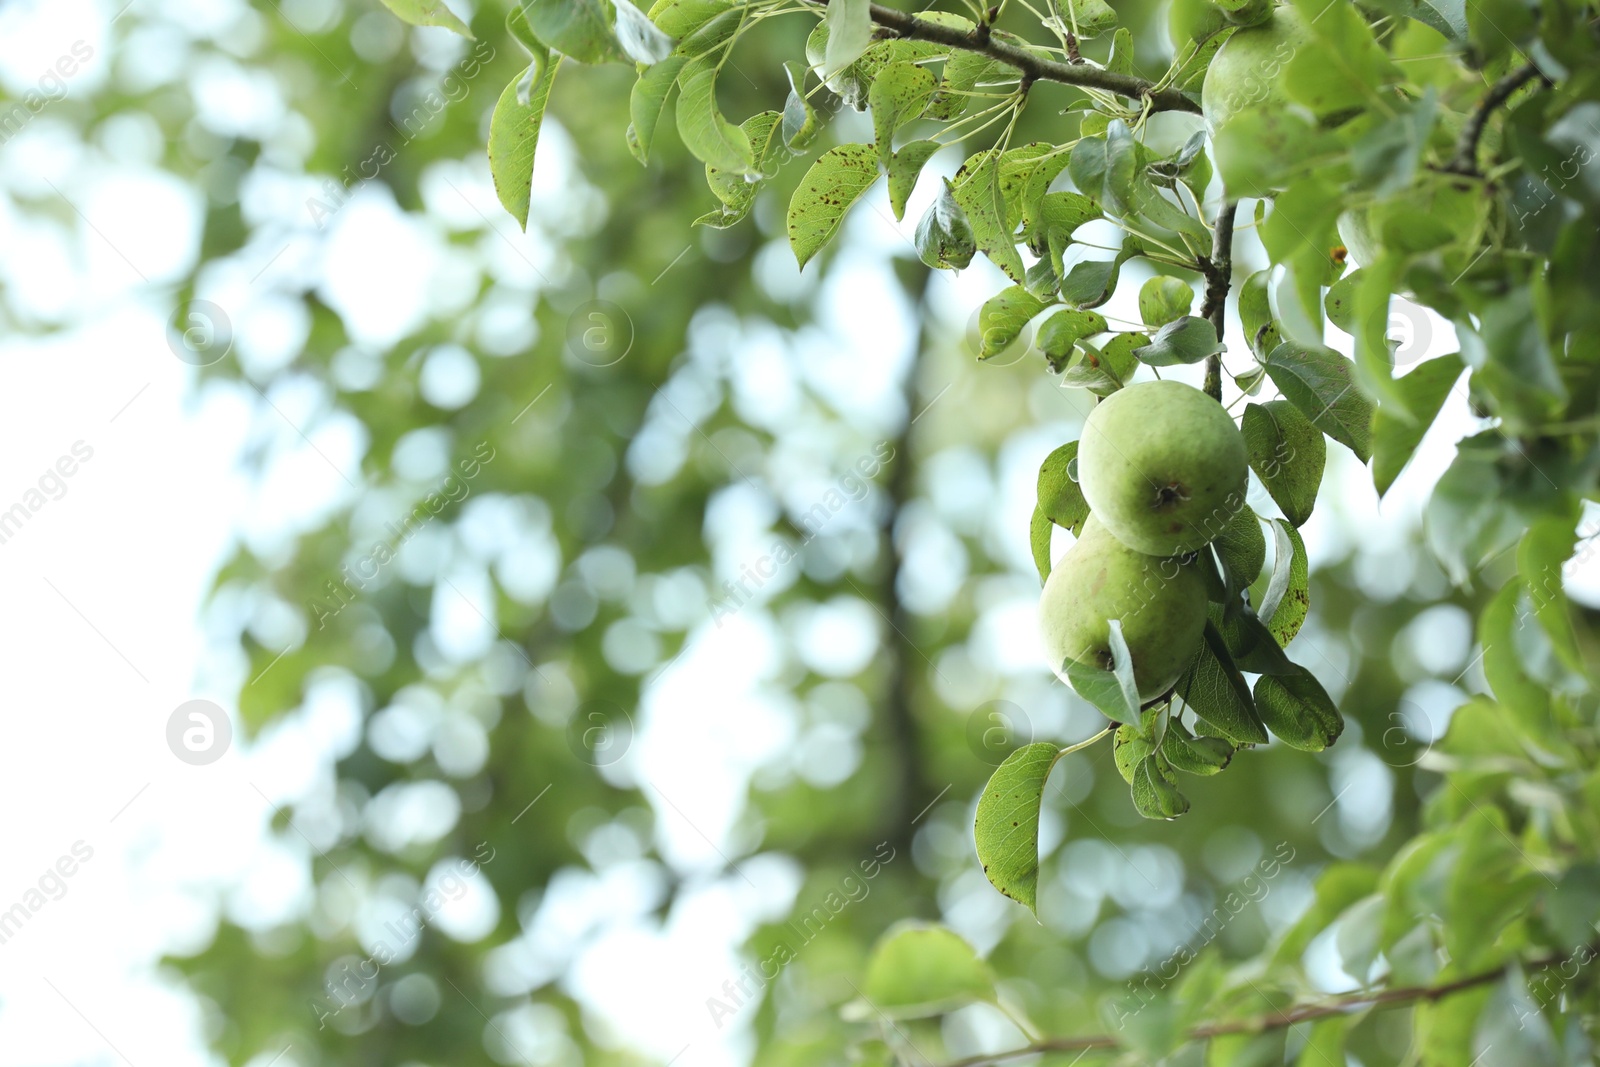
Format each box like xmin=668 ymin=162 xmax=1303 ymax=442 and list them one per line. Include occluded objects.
xmin=17 ymin=0 xmax=1591 ymax=1063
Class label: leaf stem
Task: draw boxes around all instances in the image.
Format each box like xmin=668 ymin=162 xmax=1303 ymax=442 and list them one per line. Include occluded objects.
xmin=1055 ymin=725 xmax=1114 ymax=758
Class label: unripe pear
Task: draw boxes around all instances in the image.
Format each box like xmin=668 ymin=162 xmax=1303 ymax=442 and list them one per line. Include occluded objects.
xmin=1078 ymin=380 xmax=1248 ymax=557
xmin=1039 ymin=516 xmax=1208 ymax=701
xmin=1200 ymin=6 xmax=1312 ymax=130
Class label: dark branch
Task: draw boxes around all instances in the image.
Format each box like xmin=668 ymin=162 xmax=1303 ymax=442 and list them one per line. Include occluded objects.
xmin=937 ymin=947 xmax=1579 ymax=1067
xmin=1444 ymin=62 xmax=1546 ymax=175
xmin=1198 ymin=200 xmax=1237 ymax=401
xmin=838 ymin=1 xmax=1201 ymax=114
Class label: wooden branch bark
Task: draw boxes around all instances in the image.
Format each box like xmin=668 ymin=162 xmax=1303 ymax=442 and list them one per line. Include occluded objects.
xmin=819 ymin=1 xmax=1202 ymax=114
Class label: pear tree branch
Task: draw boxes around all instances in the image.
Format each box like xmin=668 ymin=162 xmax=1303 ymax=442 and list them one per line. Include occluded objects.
xmin=817 ymin=0 xmax=1202 ymax=114
xmin=936 ymin=946 xmax=1581 ymax=1067
xmin=1198 ymin=200 xmax=1237 ymax=401
xmin=1444 ymin=62 xmax=1546 ymax=175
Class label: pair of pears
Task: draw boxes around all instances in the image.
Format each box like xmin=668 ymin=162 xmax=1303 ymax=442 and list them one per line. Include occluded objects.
xmin=1039 ymin=381 xmax=1249 ymax=701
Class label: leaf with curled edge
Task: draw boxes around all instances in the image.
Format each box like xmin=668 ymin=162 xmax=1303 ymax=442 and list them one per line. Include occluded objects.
xmin=974 ymin=742 xmax=1062 ymax=913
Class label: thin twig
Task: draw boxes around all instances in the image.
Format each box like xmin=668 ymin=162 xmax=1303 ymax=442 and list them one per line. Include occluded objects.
xmin=812 ymin=0 xmax=1201 ymax=114
xmin=1443 ymin=62 xmax=1545 ymax=176
xmin=1198 ymin=200 xmax=1237 ymax=401
xmin=937 ymin=946 xmax=1579 ymax=1067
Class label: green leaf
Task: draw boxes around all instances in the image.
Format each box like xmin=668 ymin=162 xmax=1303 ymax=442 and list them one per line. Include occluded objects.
xmin=646 ymin=0 xmax=730 ymax=37
xmin=1351 ymin=90 xmax=1438 ymax=194
xmin=1459 ymin=287 xmax=1568 ymax=428
xmin=787 ymin=143 xmax=878 ymax=270
xmin=1113 ymin=724 xmax=1154 ymax=784
xmin=1472 ymin=969 xmax=1560 ymax=1067
xmin=1260 ymin=178 xmax=1340 ymax=343
xmin=1036 ymin=190 xmax=1102 ymax=245
xmin=1239 ymin=269 xmax=1280 ymax=359
xmin=1019 ymin=150 xmax=1072 ymax=242
xmin=1212 ymin=505 xmax=1266 ymax=599
xmin=869 ymin=62 xmax=937 ymax=163
xmin=823 ymin=0 xmax=871 ymax=78
xmin=996 ymin=143 xmax=1057 ymax=231
xmin=1323 ymin=268 xmax=1361 ymax=334
xmin=1296 ymin=1018 xmax=1350 ymax=1066
xmin=700 ymin=111 xmax=781 ymax=227
xmin=1057 ymin=0 xmax=1118 ymax=37
xmin=1255 ymin=519 xmax=1309 ymax=645
xmin=520 ymin=0 xmax=621 ymax=63
xmin=626 ymin=54 xmax=687 ymax=163
xmin=1448 ymin=807 xmax=1542 ymax=970
xmin=978 ymin=286 xmax=1048 ymax=360
xmin=380 ymin=0 xmax=473 ymax=36
xmin=1254 ymin=663 xmax=1342 ymax=751
xmin=1063 ymin=619 xmax=1143 ymax=723
xmin=1478 ymin=582 xmax=1562 ymax=755
xmin=1059 ymin=241 xmax=1139 ymax=309
xmin=926 ymin=46 xmax=1002 ymax=119
xmin=953 ymin=151 xmax=1025 ymax=283
xmin=1038 ymin=310 xmax=1108 ymax=364
xmin=780 ymin=61 xmax=820 ymax=149
xmin=1367 ymin=0 xmax=1466 ymax=41
xmin=1068 ymin=123 xmax=1137 ymax=215
xmin=1213 ymin=108 xmax=1328 ymax=199
xmin=1139 ymin=276 xmax=1194 ymax=329
xmin=1371 ymin=354 xmax=1461 ymax=495
xmin=975 ymin=742 xmax=1062 ymax=911
xmin=488 ymin=55 xmax=559 ymax=230
xmin=1334 ymin=893 xmax=1385 ymax=979
xmin=1518 ymin=516 xmax=1583 ymax=672
xmin=613 ymin=0 xmax=674 ymax=63
xmin=1059 ymin=330 xmax=1141 ymax=393
xmin=1262 ymin=341 xmax=1373 ymax=462
xmin=887 ymin=140 xmax=939 ymax=221
xmin=1132 ymin=315 xmax=1222 ymax=366
xmin=1129 ymin=182 xmax=1210 ymax=249
xmin=1176 ymin=624 xmax=1268 ymax=745
xmin=1036 ymin=441 xmax=1089 ymax=534
xmin=675 ymin=4 xmax=742 ymax=55
xmin=915 ymin=179 xmax=976 ymax=270
xmin=1030 ymin=505 xmax=1055 ymax=583
xmin=675 ymin=56 xmax=754 ymax=174
xmin=1284 ymin=0 xmax=1402 ymax=117
xmin=1241 ymin=400 xmax=1325 ymax=526
xmin=859 ymin=922 xmax=996 ymax=1018
xmin=1274 ymin=863 xmax=1379 ymax=967
xmin=1424 ymin=432 xmax=1532 ymax=585
xmin=1213 ymin=603 xmax=1298 ymax=676
xmin=1161 ymin=718 xmax=1234 ymax=775
xmin=1132 ymin=754 xmax=1189 ymax=819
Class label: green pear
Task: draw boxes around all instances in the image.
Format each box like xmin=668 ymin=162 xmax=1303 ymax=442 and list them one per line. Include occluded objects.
xmin=1200 ymin=6 xmax=1312 ymax=129
xmin=1078 ymin=380 xmax=1248 ymax=556
xmin=1039 ymin=516 xmax=1208 ymax=701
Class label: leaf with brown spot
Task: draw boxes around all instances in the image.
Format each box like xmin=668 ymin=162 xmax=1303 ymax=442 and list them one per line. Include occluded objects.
xmin=974 ymin=742 xmax=1061 ymax=914
xmin=787 ymin=143 xmax=880 ymax=269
